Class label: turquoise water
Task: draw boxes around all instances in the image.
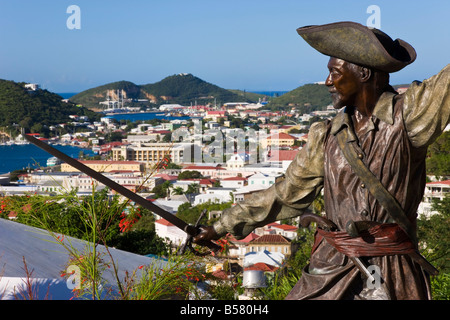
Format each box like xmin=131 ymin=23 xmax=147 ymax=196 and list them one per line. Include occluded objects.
xmin=0 ymin=144 xmax=94 ymax=174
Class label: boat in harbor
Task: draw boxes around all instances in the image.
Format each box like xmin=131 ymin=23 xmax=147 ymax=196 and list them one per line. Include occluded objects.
xmin=46 ymin=157 xmax=62 ymax=166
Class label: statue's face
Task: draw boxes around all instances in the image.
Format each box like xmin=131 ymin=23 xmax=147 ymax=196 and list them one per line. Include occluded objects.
xmin=325 ymin=57 xmax=361 ymax=110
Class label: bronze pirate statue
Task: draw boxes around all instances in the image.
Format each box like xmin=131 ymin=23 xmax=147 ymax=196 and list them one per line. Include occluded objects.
xmin=194 ymin=21 xmax=450 ymax=300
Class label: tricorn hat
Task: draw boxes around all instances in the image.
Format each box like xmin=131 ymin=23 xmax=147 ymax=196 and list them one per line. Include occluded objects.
xmin=296 ymin=21 xmax=416 ymax=73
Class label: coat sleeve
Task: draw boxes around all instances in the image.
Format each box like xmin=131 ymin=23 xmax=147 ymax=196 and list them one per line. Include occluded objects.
xmin=403 ymin=64 xmax=450 ymax=148
xmin=213 ymin=121 xmax=327 ymax=239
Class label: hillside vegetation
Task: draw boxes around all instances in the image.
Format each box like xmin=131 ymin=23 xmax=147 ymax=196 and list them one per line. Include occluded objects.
xmin=266 ymin=83 xmax=332 ymax=112
xmin=69 ymin=81 xmax=142 ymax=110
xmin=0 ymin=79 xmax=99 ymax=135
xmin=70 ymin=74 xmax=255 ymax=109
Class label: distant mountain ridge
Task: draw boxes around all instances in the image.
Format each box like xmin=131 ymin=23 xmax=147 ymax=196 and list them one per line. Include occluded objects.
xmin=70 ymin=73 xmax=256 ymax=109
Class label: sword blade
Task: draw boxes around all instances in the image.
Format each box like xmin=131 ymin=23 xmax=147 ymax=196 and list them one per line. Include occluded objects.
xmin=24 ymin=134 xmax=196 ymax=236
xmin=350 ymin=257 xmax=376 ymax=283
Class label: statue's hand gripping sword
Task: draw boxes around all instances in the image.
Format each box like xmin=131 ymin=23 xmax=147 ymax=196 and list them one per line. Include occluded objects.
xmin=24 ymin=134 xmax=221 ymax=254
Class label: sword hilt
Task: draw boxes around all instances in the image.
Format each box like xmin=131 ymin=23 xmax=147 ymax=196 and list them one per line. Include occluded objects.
xmin=299 ymin=211 xmax=338 ymax=231
xmin=178 ymin=210 xmax=221 ymax=256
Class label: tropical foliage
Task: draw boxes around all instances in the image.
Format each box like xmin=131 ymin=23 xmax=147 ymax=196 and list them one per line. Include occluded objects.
xmin=266 ymin=83 xmax=332 ymax=112
xmin=0 ymin=79 xmax=99 ymax=136
xmin=426 ymin=131 xmax=450 ymax=178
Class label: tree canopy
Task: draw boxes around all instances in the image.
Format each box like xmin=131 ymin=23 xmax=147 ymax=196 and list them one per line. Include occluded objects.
xmin=427 ymin=131 xmax=450 ymax=177
xmin=0 ymin=79 xmax=99 ymax=135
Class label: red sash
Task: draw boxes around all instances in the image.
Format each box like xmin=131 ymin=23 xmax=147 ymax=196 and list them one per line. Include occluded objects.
xmin=312 ymin=223 xmax=416 ymax=258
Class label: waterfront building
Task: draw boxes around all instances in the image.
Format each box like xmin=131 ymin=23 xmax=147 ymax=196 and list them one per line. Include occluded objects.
xmin=111 ymin=142 xmax=201 ymax=166
xmin=61 ymin=160 xmax=144 ymax=173
xmin=63 ymin=173 xmax=162 ymax=193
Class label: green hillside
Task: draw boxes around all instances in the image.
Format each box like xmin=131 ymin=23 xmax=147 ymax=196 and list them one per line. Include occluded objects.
xmin=69 ymin=80 xmax=142 ymax=110
xmin=140 ymin=73 xmax=253 ymax=106
xmin=228 ymin=89 xmax=267 ymax=102
xmin=0 ymin=79 xmax=99 ymax=135
xmin=70 ymin=74 xmax=255 ymax=109
xmin=266 ymin=83 xmax=332 ymax=112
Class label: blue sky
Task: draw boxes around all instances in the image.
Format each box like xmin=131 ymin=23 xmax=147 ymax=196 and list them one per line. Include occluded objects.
xmin=0 ymin=0 xmax=448 ymax=93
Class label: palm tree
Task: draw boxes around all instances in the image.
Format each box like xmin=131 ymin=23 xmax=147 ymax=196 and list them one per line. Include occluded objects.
xmin=161 ymin=181 xmax=172 ymax=197
xmin=172 ymin=186 xmax=185 ymax=195
xmin=186 ymin=183 xmax=200 ymax=194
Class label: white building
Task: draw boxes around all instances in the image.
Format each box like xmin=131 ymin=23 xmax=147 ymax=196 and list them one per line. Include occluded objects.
xmin=418 ymin=180 xmax=450 ymax=217
xmin=226 ymin=153 xmax=248 ymax=169
xmin=63 ymin=173 xmax=162 ymax=194
xmin=233 ymin=185 xmax=268 ymax=203
xmin=155 ymin=218 xmax=188 ymax=247
xmin=193 ymin=187 xmax=235 ymax=205
xmin=220 ymin=176 xmax=247 ymax=189
xmin=247 ymin=172 xmax=280 ymax=188
xmin=256 ymin=222 xmax=298 ymax=240
xmin=159 ymin=104 xmax=184 ymax=111
xmin=152 ymin=199 xmax=186 ymax=214
xmin=100 ymin=117 xmax=115 ymax=124
xmin=228 ymin=233 xmax=260 ymax=261
xmin=24 ymin=83 xmax=40 ymax=91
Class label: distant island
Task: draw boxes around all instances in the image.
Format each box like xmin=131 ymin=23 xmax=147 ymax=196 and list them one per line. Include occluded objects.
xmin=69 ymin=73 xmax=260 ymax=110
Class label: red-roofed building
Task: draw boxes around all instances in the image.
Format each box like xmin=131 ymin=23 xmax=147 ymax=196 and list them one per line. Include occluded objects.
xmin=249 ymin=234 xmax=292 ymax=257
xmin=244 ymin=262 xmax=279 ymax=272
xmin=98 ymin=141 xmax=124 ymax=154
xmin=221 ymin=176 xmax=247 ymax=189
xmin=268 ymin=149 xmax=299 ymax=162
xmin=229 ymin=232 xmax=260 ymax=244
xmin=227 ymin=231 xmax=293 ymax=264
xmin=206 ymin=110 xmax=227 ymax=122
xmin=211 ymin=269 xmax=232 ymax=281
xmin=226 ymin=232 xmax=260 ymax=262
xmin=177 ymin=178 xmax=217 ymax=193
xmin=262 ymin=132 xmax=297 ymax=148
xmin=260 ymin=222 xmax=298 ymax=240
xmin=154 ymin=218 xmax=188 ymax=246
xmin=154 ymin=173 xmax=178 ymax=181
xmin=7 ymin=211 xmax=18 ymax=220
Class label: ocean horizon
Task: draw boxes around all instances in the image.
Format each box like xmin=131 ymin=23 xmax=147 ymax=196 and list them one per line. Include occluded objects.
xmin=57 ymin=93 xmax=79 ymax=99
